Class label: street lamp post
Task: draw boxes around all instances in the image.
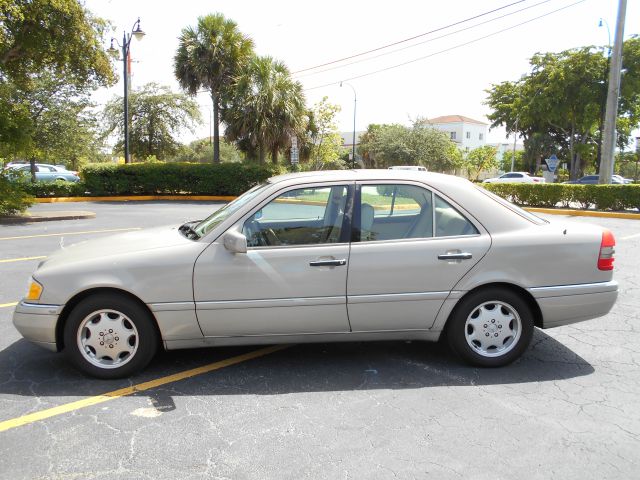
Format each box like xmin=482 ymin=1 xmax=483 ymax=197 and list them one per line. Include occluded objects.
xmin=340 ymin=82 xmax=357 ymax=169
xmin=108 ymin=18 xmax=145 ymax=164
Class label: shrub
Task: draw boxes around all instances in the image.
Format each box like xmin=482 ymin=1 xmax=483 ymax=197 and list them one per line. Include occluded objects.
xmin=23 ymin=180 xmax=87 ymax=197
xmin=482 ymin=183 xmax=640 ymax=211
xmin=80 ymin=162 xmax=284 ymax=196
xmin=0 ymin=173 xmax=34 ymax=216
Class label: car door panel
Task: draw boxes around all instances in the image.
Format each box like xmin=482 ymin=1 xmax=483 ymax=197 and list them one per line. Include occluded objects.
xmin=193 ymin=182 xmax=353 ymax=337
xmin=347 ymin=182 xmax=491 ymax=332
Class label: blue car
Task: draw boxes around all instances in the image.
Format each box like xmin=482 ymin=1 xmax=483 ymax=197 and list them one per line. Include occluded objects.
xmin=5 ymin=163 xmax=80 ymax=182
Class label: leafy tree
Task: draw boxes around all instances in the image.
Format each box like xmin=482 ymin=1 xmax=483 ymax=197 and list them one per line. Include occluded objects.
xmin=174 ymin=13 xmax=254 ymax=163
xmin=0 ymin=0 xmax=114 ymax=87
xmin=223 ymin=56 xmax=306 ymax=164
xmin=173 ymin=137 xmax=243 ymax=163
xmin=500 ymin=150 xmax=526 ymax=172
xmin=0 ymin=72 xmax=103 ymax=174
xmin=486 ymin=39 xmax=640 ymax=179
xmin=303 ymin=97 xmax=345 ymax=170
xmin=358 ymin=120 xmax=461 ymax=171
xmin=465 ymin=145 xmax=499 ymax=181
xmin=102 ymin=83 xmax=201 ymax=161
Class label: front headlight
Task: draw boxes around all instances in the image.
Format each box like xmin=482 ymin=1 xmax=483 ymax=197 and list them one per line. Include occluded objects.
xmin=25 ymin=278 xmax=43 ymax=301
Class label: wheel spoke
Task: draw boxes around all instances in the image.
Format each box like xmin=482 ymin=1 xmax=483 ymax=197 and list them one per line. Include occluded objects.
xmin=464 ymin=300 xmax=522 ymax=358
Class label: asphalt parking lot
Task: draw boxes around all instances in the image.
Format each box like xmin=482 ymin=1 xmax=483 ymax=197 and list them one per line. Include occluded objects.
xmin=1 ymin=201 xmax=639 ymax=479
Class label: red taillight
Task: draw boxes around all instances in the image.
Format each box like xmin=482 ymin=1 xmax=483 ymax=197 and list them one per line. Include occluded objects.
xmin=598 ymin=229 xmax=616 ymax=271
xmin=533 ymin=178 xmax=540 ymax=183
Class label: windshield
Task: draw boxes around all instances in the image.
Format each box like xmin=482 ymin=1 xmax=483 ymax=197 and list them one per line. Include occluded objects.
xmin=475 ymin=185 xmax=548 ymax=225
xmin=194 ymin=183 xmax=271 ymax=237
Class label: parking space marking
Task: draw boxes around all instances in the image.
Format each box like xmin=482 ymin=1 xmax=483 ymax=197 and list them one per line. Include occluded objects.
xmin=0 ymin=227 xmax=140 ymax=241
xmin=0 ymin=256 xmax=46 ymax=264
xmin=0 ymin=344 xmax=288 ymax=433
xmin=620 ymin=232 xmax=640 ymax=240
xmin=0 ymin=302 xmax=18 ymax=308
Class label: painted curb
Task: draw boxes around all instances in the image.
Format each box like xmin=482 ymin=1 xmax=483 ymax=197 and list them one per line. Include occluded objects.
xmin=525 ymin=207 xmax=640 ymax=220
xmin=34 ymin=195 xmax=236 ymax=203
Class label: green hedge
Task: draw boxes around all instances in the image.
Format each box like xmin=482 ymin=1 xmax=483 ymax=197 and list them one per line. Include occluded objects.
xmin=483 ymin=183 xmax=640 ymax=211
xmin=51 ymin=162 xmax=283 ymax=197
xmin=23 ymin=180 xmax=87 ymax=197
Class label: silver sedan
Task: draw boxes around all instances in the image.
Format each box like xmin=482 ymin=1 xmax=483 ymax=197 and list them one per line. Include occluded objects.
xmin=13 ymin=170 xmax=618 ymax=378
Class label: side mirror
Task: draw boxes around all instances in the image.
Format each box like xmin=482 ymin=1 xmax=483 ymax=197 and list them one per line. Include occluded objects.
xmin=223 ymin=230 xmax=247 ymax=254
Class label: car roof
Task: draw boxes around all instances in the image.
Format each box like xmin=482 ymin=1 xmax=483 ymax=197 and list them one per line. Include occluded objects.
xmin=269 ymin=169 xmax=470 ymax=186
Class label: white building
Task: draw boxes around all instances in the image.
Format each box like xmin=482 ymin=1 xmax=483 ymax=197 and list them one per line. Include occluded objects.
xmin=428 ymin=115 xmax=488 ymax=153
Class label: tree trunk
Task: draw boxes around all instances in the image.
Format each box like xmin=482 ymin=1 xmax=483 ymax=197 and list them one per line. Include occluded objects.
xmin=259 ymin=145 xmax=266 ymax=164
xmin=212 ymin=92 xmax=220 ymax=164
xmin=569 ymin=124 xmax=576 ymax=180
xmin=271 ymin=146 xmax=278 ymax=164
xmin=29 ymin=157 xmax=36 ymax=183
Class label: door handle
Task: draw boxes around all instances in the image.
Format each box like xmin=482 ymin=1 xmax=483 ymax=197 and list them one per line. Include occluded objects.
xmin=437 ymin=252 xmax=472 ymax=260
xmin=309 ymin=259 xmax=347 ymax=267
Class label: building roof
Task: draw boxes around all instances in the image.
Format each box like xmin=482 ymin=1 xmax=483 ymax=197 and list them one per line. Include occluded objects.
xmin=428 ymin=115 xmax=488 ymax=125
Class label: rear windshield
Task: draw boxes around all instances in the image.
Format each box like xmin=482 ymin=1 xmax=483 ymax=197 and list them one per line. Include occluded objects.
xmin=475 ymin=186 xmax=548 ymax=225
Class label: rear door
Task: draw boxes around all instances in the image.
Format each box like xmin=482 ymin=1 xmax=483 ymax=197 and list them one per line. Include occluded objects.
xmin=193 ymin=182 xmax=354 ymax=337
xmin=346 ymin=182 xmax=491 ymax=331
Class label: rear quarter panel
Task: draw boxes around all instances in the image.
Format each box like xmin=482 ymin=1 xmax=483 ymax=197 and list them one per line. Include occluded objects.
xmin=453 ymin=221 xmax=612 ymax=291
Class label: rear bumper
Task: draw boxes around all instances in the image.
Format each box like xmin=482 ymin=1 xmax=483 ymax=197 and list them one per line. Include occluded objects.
xmin=12 ymin=301 xmax=62 ymax=351
xmin=529 ymin=281 xmax=618 ymax=329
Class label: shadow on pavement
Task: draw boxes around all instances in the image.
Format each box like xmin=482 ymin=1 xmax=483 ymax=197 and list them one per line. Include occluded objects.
xmin=0 ymin=329 xmax=594 ymax=402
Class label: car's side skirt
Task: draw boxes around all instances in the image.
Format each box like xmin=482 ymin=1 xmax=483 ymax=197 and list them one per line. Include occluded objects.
xmin=164 ymin=329 xmax=442 ymax=350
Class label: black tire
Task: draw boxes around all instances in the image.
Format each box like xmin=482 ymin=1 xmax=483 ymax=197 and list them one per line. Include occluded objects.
xmin=446 ymin=287 xmax=534 ymax=367
xmin=63 ymin=293 xmax=159 ymax=379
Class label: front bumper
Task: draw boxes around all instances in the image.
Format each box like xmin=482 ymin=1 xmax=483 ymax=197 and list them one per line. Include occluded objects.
xmin=529 ymin=281 xmax=618 ymax=329
xmin=12 ymin=301 xmax=62 ymax=352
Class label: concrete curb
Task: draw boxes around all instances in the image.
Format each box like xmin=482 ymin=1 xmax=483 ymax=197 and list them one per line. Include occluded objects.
xmin=0 ymin=211 xmax=96 ymax=224
xmin=525 ymin=207 xmax=640 ymax=220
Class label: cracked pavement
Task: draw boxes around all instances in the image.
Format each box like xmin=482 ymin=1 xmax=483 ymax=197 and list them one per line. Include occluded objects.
xmin=0 ymin=202 xmax=639 ymax=479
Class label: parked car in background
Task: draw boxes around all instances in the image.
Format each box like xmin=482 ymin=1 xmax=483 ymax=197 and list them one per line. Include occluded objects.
xmin=5 ymin=163 xmax=80 ymax=182
xmin=53 ymin=165 xmax=79 ymax=176
xmin=564 ymin=175 xmax=624 ymax=185
xmin=483 ymin=172 xmax=545 ymax=184
xmin=612 ymin=175 xmax=632 ymax=184
xmin=13 ymin=170 xmax=617 ymax=378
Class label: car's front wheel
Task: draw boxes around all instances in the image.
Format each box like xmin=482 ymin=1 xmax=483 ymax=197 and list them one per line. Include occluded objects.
xmin=447 ymin=288 xmax=534 ymax=367
xmin=63 ymin=293 xmax=158 ymax=378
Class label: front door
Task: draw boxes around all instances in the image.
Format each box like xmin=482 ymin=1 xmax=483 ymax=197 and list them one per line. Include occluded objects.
xmin=347 ymin=182 xmax=491 ymax=331
xmin=193 ymin=183 xmax=353 ymax=337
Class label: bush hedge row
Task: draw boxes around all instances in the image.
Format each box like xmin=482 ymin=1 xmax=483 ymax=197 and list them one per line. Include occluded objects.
xmin=80 ymin=162 xmax=284 ymax=196
xmin=482 ymin=183 xmax=640 ymax=211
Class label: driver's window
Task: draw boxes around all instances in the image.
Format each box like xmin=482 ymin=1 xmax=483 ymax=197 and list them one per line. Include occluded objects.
xmin=243 ymin=185 xmax=349 ymax=247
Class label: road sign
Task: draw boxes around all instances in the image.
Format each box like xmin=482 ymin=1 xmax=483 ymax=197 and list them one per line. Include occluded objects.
xmin=291 ymin=136 xmax=298 ymax=149
xmin=545 ymin=154 xmax=559 ymax=173
xmin=290 ymin=147 xmax=299 ymax=165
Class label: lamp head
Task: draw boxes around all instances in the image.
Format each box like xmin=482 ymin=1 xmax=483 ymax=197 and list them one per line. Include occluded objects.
xmin=133 ymin=18 xmax=145 ymax=41
xmin=107 ymin=38 xmax=118 ymax=55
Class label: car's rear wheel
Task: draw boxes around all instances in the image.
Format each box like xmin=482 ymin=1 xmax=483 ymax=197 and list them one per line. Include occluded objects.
xmin=63 ymin=294 xmax=158 ymax=378
xmin=447 ymin=288 xmax=534 ymax=367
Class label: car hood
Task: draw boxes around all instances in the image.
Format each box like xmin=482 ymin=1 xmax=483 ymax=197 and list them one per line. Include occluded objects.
xmin=37 ymin=225 xmax=194 ymax=270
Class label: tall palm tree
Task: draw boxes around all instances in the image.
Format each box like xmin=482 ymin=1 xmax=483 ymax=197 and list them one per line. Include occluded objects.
xmin=174 ymin=14 xmax=253 ymax=163
xmin=224 ymin=56 xmax=306 ymax=163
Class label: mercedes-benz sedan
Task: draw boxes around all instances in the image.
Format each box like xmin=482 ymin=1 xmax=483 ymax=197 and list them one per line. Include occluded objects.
xmin=13 ymin=170 xmax=618 ymax=378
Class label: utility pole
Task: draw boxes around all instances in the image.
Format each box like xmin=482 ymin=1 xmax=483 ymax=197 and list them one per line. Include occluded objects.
xmin=599 ymin=0 xmax=627 ymax=184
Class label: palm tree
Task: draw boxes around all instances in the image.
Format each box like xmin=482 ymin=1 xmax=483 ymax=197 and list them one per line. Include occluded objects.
xmin=174 ymin=14 xmax=253 ymax=163
xmin=223 ymin=56 xmax=306 ymax=163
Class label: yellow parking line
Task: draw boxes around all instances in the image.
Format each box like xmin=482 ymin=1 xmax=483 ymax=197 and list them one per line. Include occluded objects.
xmin=620 ymin=233 xmax=640 ymax=240
xmin=0 ymin=344 xmax=288 ymax=433
xmin=0 ymin=227 xmax=140 ymax=241
xmin=0 ymin=302 xmax=18 ymax=308
xmin=0 ymin=256 xmax=46 ymax=264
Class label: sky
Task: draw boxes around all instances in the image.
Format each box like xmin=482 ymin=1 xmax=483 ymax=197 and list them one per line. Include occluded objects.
xmin=86 ymin=0 xmax=639 ymax=146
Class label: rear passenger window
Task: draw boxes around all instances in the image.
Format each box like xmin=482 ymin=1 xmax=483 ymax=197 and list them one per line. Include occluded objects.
xmin=358 ymin=184 xmax=433 ymax=241
xmin=434 ymin=196 xmax=478 ymax=237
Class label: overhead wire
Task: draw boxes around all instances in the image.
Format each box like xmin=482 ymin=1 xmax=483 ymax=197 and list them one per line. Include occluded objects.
xmin=292 ymin=0 xmax=528 ymax=74
xmin=304 ymin=0 xmax=586 ymax=91
xmin=293 ymin=0 xmax=554 ymax=79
